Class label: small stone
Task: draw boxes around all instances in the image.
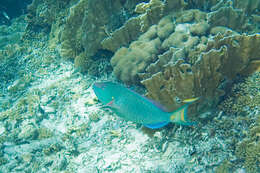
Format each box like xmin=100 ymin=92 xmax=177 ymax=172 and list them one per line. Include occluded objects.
xmin=18 ymin=123 xmax=38 ymax=140
xmin=0 ymin=126 xmax=5 ymax=136
xmin=43 ymin=143 xmax=62 ymax=156
xmin=22 ymin=153 xmax=32 ymax=163
xmin=43 ymin=106 xmax=56 ymax=113
xmin=41 ymin=95 xmax=49 ymax=104
xmin=37 ymin=128 xmax=53 ymax=139
xmin=85 ymin=96 xmax=98 ymax=105
xmin=0 ymin=157 xmax=8 ymax=166
xmin=89 ymin=112 xmax=100 ymax=122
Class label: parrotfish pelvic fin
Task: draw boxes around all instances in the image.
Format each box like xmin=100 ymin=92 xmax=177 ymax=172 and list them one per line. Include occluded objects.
xmin=144 ymin=122 xmax=169 ymax=129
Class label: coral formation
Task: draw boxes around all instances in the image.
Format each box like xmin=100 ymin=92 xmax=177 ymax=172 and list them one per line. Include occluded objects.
xmin=235 ymin=127 xmax=260 ymax=173
xmin=233 ymin=0 xmax=260 ymax=15
xmin=106 ymin=0 xmax=259 ymax=114
xmin=26 ymin=0 xmax=143 ymax=75
xmin=207 ymin=6 xmax=246 ymax=31
xmin=219 ymin=72 xmax=260 ymax=172
xmin=111 ymin=25 xmax=161 ymax=84
xmin=101 ymin=0 xmax=166 ymax=52
xmin=104 ymin=0 xmax=260 ymax=115
xmin=141 ymin=34 xmax=259 ymax=113
xmin=25 ymin=0 xmax=260 ymax=80
xmin=59 ymin=0 xmax=142 ymax=68
xmin=26 ymin=0 xmax=73 ymax=33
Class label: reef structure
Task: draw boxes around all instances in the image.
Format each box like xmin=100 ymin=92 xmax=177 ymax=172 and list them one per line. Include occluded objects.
xmin=25 ymin=0 xmax=260 ymax=116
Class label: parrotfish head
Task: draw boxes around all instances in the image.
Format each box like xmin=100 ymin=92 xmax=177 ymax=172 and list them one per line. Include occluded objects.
xmin=92 ymin=82 xmax=119 ymax=105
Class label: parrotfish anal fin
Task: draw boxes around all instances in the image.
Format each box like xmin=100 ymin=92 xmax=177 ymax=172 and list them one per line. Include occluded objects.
xmin=144 ymin=122 xmax=169 ymax=129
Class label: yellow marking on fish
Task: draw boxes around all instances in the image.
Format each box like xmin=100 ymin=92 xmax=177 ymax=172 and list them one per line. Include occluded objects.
xmin=181 ymin=109 xmax=185 ymax=122
xmin=183 ymin=97 xmax=199 ymax=103
xmin=170 ymin=114 xmax=176 ymax=121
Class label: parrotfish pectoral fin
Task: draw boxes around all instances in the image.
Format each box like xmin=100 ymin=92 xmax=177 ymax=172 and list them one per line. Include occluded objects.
xmin=144 ymin=122 xmax=169 ymax=129
xmin=106 ymin=99 xmax=114 ymax=106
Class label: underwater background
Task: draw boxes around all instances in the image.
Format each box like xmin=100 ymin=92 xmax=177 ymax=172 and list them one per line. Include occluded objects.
xmin=0 ymin=0 xmax=260 ymax=172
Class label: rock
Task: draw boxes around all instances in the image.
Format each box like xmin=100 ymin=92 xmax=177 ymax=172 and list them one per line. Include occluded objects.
xmin=18 ymin=122 xmax=38 ymax=140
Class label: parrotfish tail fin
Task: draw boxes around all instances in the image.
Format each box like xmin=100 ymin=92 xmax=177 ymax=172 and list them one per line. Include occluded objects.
xmin=170 ymin=104 xmax=197 ymax=126
xmin=144 ymin=122 xmax=169 ymax=129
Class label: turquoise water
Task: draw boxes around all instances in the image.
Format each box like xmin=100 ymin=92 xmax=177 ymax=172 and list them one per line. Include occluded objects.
xmin=0 ymin=0 xmax=259 ymax=172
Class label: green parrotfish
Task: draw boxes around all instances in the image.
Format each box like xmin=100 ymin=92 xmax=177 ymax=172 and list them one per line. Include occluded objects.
xmin=93 ymin=81 xmax=198 ymax=129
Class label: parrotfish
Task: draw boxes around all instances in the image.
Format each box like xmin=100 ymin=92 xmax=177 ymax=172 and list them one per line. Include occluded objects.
xmin=93 ymin=81 xmax=198 ymax=129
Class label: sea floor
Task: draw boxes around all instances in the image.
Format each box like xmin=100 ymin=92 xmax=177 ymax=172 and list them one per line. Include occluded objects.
xmin=0 ymin=18 xmax=257 ymax=173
